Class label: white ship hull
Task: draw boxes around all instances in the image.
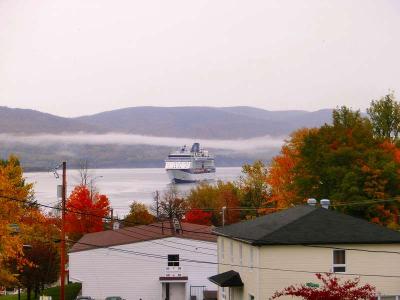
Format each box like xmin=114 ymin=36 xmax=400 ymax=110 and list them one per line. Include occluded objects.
xmin=166 ymin=169 xmax=216 ymax=183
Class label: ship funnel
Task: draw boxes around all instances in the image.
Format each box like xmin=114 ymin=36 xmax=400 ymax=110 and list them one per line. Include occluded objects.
xmin=191 ymin=143 xmax=200 ymax=153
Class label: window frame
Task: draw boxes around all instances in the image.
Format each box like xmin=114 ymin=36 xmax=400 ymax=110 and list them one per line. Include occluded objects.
xmin=332 ymin=249 xmax=346 ymax=273
xmin=167 ymin=254 xmax=179 ymax=267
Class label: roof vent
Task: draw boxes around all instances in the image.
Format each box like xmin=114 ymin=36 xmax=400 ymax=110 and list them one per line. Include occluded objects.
xmin=307 ymin=198 xmax=317 ymax=206
xmin=320 ymin=199 xmax=330 ymax=209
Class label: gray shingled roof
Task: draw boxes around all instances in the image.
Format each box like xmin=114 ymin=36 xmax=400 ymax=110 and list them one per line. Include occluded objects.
xmin=214 ymin=205 xmax=400 ymax=245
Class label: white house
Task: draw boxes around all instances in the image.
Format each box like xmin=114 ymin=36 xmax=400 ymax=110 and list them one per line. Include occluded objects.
xmin=209 ymin=201 xmax=400 ymax=300
xmin=69 ymin=222 xmax=218 ymax=300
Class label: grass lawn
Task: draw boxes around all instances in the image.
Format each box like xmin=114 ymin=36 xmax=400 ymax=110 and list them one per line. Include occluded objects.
xmin=0 ymin=283 xmax=82 ymax=300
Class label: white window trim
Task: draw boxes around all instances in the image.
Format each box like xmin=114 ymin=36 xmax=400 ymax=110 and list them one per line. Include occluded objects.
xmin=239 ymin=243 xmax=243 ymax=266
xmin=332 ymin=249 xmax=346 ymax=273
xmin=230 ymin=240 xmax=234 ymax=263
xmin=221 ymin=287 xmax=226 ymax=300
xmin=221 ymin=239 xmax=225 ymax=261
xmin=249 ymin=247 xmax=254 ymax=270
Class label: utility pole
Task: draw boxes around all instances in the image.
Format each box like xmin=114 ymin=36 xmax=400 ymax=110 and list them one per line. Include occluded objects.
xmin=60 ymin=161 xmax=66 ymax=300
xmin=110 ymin=208 xmax=114 ymax=230
xmin=222 ymin=206 xmax=226 ymax=227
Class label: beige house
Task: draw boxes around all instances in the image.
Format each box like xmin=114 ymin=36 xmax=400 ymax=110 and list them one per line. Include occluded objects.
xmin=209 ymin=203 xmax=400 ymax=300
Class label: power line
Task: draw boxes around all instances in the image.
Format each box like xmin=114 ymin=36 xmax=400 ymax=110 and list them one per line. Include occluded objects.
xmin=19 ymin=232 xmax=400 ymax=279
xmin=4 ymin=194 xmax=400 ymax=256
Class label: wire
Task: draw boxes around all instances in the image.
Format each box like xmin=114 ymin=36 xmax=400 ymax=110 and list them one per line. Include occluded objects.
xmin=26 ymin=233 xmax=400 ymax=279
xmin=4 ymin=194 xmax=400 ymax=257
xmin=4 ymin=199 xmax=400 ymax=279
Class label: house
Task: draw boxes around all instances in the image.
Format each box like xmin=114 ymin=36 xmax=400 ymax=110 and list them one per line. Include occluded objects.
xmin=69 ymin=222 xmax=218 ymax=300
xmin=209 ymin=201 xmax=400 ymax=300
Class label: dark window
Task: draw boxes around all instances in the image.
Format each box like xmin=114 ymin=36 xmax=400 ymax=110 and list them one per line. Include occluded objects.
xmin=333 ymin=266 xmax=346 ymax=272
xmin=168 ymin=254 xmax=179 ymax=266
xmin=333 ymin=250 xmax=345 ymax=264
xmin=333 ymin=250 xmax=346 ymax=272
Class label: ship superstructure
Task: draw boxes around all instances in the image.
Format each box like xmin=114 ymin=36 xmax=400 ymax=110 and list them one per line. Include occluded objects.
xmin=165 ymin=143 xmax=216 ymax=183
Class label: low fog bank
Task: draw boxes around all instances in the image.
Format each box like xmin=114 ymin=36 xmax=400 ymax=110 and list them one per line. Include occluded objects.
xmin=0 ymin=133 xmax=285 ymax=152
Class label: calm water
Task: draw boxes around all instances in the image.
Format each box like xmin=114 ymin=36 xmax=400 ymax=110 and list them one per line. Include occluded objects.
xmin=25 ymin=167 xmax=242 ymax=217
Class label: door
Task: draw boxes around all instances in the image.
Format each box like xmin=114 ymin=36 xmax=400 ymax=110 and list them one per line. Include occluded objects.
xmin=169 ymin=283 xmax=185 ymax=300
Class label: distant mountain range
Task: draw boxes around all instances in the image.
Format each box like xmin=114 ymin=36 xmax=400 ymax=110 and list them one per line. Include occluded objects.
xmin=1 ymin=106 xmax=332 ymax=138
xmin=0 ymin=106 xmax=333 ymax=170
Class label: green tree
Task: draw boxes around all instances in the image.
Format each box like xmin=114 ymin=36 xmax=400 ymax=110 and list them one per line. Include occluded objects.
xmin=124 ymin=201 xmax=155 ymax=226
xmin=268 ymin=103 xmax=400 ymax=226
xmin=237 ymin=160 xmax=269 ymax=217
xmin=367 ymin=92 xmax=400 ymax=141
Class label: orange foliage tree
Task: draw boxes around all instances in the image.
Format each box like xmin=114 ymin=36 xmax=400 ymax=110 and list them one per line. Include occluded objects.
xmin=267 ymin=105 xmax=400 ymax=227
xmin=0 ymin=155 xmax=35 ymax=285
xmin=65 ymin=185 xmax=110 ymax=240
xmin=186 ymin=181 xmax=240 ymax=226
xmin=266 ymin=128 xmax=316 ymax=209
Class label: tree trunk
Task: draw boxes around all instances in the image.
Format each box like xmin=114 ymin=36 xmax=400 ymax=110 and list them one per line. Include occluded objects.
xmin=27 ymin=286 xmax=31 ymax=300
xmin=34 ymin=285 xmax=39 ymax=299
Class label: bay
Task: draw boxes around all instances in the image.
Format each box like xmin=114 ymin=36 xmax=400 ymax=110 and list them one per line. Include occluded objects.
xmin=25 ymin=167 xmax=242 ymax=217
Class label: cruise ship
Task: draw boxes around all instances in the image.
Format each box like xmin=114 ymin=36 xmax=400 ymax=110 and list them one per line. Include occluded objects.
xmin=165 ymin=143 xmax=216 ymax=183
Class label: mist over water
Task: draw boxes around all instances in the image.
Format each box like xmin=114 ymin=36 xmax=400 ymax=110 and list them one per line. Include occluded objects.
xmin=0 ymin=133 xmax=285 ymax=152
xmin=25 ymin=167 xmax=242 ymax=217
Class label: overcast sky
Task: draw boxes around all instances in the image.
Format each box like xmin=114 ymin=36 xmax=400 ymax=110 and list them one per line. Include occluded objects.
xmin=0 ymin=0 xmax=399 ymax=117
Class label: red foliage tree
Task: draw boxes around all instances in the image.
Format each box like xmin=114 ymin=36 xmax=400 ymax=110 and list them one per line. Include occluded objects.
xmin=184 ymin=209 xmax=212 ymax=225
xmin=271 ymin=273 xmax=376 ymax=300
xmin=65 ymin=185 xmax=110 ymax=240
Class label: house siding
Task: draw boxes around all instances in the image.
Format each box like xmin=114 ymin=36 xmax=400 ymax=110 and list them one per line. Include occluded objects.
xmin=217 ymin=237 xmax=400 ymax=300
xmin=69 ymin=236 xmax=217 ymax=300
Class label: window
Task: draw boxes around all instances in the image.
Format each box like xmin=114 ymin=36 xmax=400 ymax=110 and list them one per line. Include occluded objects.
xmin=249 ymin=294 xmax=255 ymax=300
xmin=333 ymin=250 xmax=345 ymax=272
xmin=168 ymin=254 xmax=179 ymax=266
xmin=239 ymin=243 xmax=243 ymax=266
xmin=230 ymin=240 xmax=234 ymax=263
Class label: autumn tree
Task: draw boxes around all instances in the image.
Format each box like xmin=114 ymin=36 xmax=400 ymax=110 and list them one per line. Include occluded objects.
xmin=184 ymin=209 xmax=212 ymax=225
xmin=267 ymin=101 xmax=400 ymax=226
xmin=271 ymin=273 xmax=376 ymax=300
xmin=154 ymin=185 xmax=188 ymax=221
xmin=367 ymin=92 xmax=400 ymax=141
xmin=266 ymin=128 xmax=316 ymax=210
xmin=124 ymin=201 xmax=155 ymax=226
xmin=0 ymin=155 xmax=34 ymax=285
xmin=65 ymin=185 xmax=110 ymax=241
xmin=186 ymin=181 xmax=240 ymax=225
xmin=237 ymin=160 xmax=269 ymax=217
xmin=16 ymin=239 xmax=60 ymax=300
